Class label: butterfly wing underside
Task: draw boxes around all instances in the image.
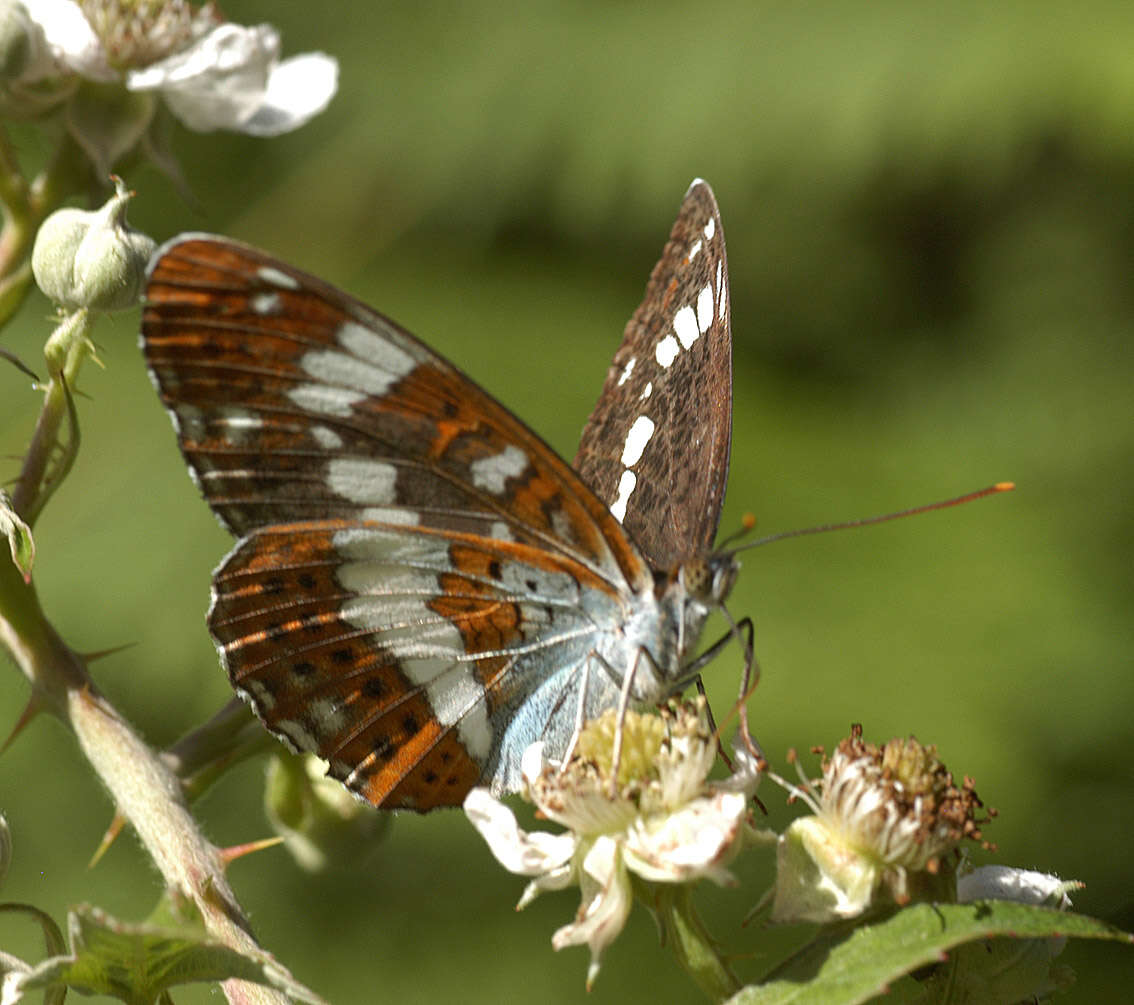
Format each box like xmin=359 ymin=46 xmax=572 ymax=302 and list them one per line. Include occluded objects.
xmin=143 ymin=237 xmax=653 ymax=809
xmin=574 ymin=179 xmax=732 ymax=568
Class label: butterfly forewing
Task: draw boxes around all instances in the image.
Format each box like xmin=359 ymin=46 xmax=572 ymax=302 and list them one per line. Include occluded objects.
xmin=574 ymin=180 xmax=732 ymax=568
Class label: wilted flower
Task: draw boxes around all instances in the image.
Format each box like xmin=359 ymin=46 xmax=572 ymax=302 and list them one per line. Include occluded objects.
xmin=7 ymin=1 xmax=336 ymax=171
xmin=465 ymin=700 xmax=763 ymax=987
xmin=772 ymin=725 xmax=992 ymax=923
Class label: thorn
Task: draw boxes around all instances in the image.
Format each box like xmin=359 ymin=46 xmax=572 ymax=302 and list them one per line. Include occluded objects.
xmin=219 ymin=836 xmax=284 ymax=868
xmin=0 ymin=347 xmax=41 ymax=383
xmin=0 ymin=697 xmax=43 ymax=755
xmin=89 ymin=813 xmax=127 ymax=868
xmin=82 ymin=640 xmax=137 ymax=663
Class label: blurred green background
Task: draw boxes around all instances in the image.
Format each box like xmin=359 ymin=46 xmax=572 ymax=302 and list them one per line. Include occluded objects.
xmin=2 ymin=1 xmax=1133 ymax=1001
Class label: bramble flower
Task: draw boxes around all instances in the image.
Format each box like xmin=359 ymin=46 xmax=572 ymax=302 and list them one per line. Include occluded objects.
xmin=771 ymin=725 xmax=992 ymax=923
xmin=7 ymin=1 xmax=337 ymax=171
xmin=465 ymin=700 xmax=763 ymax=988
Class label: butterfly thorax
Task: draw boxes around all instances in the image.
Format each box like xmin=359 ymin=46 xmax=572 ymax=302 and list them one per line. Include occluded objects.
xmin=607 ymin=552 xmax=738 ymax=705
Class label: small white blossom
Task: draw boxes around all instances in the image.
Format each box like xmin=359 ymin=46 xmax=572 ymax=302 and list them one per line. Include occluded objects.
xmin=19 ymin=0 xmax=337 ymax=134
xmin=465 ymin=701 xmax=763 ymax=987
xmin=958 ymin=864 xmax=1079 ymax=957
xmin=125 ymin=21 xmax=336 ymax=136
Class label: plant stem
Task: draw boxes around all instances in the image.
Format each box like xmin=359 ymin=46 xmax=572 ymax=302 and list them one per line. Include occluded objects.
xmin=0 ymin=129 xmax=89 ymax=331
xmin=649 ymin=883 xmax=741 ymax=1001
xmin=11 ymin=309 xmax=90 ymax=523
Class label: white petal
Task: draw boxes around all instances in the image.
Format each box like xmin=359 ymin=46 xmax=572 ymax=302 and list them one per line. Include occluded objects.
xmin=521 ymin=741 xmax=547 ymax=788
xmin=22 ymin=0 xmax=112 ymax=79
xmin=551 ymin=837 xmax=631 ymax=988
xmin=240 ymin=52 xmax=338 ymax=136
xmin=770 ymin=816 xmax=879 ymax=923
xmin=127 ymin=23 xmax=278 ymax=132
xmin=517 ymin=862 xmax=575 ymax=909
xmin=2 ymin=968 xmax=29 ymax=1005
xmin=463 ymin=788 xmax=575 ymax=876
xmin=623 ymin=792 xmax=747 ymax=883
xmin=717 ymin=741 xmax=764 ymax=796
xmin=957 ymin=865 xmax=1076 ymax=910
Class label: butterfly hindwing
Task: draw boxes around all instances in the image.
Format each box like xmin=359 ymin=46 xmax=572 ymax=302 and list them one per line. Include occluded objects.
xmin=208 ymin=518 xmax=626 ymax=807
xmin=574 ymin=179 xmax=732 ymax=568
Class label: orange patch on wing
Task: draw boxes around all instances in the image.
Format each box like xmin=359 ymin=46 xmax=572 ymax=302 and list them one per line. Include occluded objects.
xmin=339 ymin=698 xmax=483 ymax=810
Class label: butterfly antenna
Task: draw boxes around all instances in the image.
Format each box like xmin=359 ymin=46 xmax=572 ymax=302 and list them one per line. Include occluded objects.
xmin=716 ymin=512 xmax=758 ymax=550
xmin=733 ymin=482 xmax=1015 ymax=553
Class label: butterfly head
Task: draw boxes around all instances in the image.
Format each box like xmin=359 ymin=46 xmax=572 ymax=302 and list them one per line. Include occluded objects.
xmin=676 ymin=552 xmax=739 ymax=609
xmin=661 ymin=550 xmax=740 ymax=669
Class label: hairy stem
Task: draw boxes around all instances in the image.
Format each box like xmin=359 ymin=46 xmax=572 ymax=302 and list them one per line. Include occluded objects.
xmin=0 ymin=517 xmax=292 ymax=1004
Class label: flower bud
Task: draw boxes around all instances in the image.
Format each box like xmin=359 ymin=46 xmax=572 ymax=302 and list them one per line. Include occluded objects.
xmin=264 ymin=752 xmax=390 ymax=872
xmin=934 ymin=866 xmax=1078 ymax=1000
xmin=31 ymin=176 xmax=156 ymax=311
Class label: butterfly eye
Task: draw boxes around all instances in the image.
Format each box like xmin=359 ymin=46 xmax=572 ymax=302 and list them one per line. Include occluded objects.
xmin=680 ymin=558 xmax=712 ymax=599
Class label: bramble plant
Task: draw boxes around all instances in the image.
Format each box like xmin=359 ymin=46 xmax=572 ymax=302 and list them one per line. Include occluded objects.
xmin=0 ymin=3 xmax=1130 ymax=1004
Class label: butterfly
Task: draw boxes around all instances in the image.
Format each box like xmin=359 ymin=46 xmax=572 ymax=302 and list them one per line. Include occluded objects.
xmin=142 ymin=178 xmax=738 ymax=811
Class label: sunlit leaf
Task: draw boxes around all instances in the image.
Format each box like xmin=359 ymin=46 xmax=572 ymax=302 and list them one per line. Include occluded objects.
xmin=729 ymin=902 xmax=1132 ymax=1005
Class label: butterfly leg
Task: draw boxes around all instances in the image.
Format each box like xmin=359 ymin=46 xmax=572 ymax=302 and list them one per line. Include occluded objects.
xmin=607 ymin=646 xmax=647 ymax=796
xmin=556 ymin=657 xmax=593 ymax=772
xmin=727 ymin=616 xmax=765 ymax=763
xmin=693 ymin=675 xmax=732 ymax=770
xmin=559 ymin=646 xmax=656 ymax=794
xmin=678 ymin=614 xmax=764 ymax=764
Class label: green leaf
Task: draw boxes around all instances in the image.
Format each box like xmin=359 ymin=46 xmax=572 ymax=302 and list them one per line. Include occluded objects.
xmin=728 ymin=902 xmax=1133 ymax=1005
xmin=14 ymin=903 xmax=327 ymax=1005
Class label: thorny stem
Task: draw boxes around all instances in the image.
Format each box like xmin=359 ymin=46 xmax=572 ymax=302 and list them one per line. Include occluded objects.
xmin=0 ymin=551 xmax=293 ymax=1005
xmin=0 ymin=131 xmax=295 ymax=995
xmin=164 ymin=697 xmax=278 ymax=802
